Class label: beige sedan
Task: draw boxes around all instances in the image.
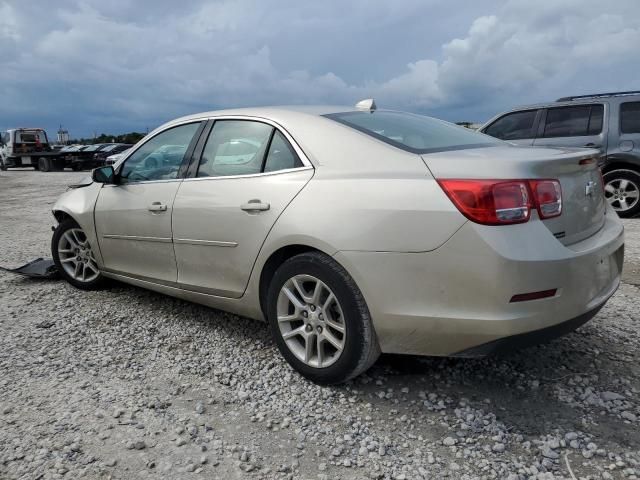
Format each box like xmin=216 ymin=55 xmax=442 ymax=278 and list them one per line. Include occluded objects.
xmin=51 ymin=101 xmax=624 ymax=384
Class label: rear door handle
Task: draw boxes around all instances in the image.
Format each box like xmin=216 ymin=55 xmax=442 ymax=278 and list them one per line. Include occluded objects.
xmin=241 ymin=199 xmax=270 ymax=212
xmin=148 ymin=202 xmax=168 ymax=212
xmin=583 ymin=143 xmax=602 ymax=149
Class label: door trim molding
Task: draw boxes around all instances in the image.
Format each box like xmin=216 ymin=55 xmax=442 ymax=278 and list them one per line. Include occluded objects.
xmin=174 ymin=238 xmax=238 ymax=247
xmin=102 ymin=234 xmax=172 ymax=243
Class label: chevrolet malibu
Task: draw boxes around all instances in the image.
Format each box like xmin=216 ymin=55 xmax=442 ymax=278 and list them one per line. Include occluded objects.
xmin=51 ymin=101 xmax=624 ymax=384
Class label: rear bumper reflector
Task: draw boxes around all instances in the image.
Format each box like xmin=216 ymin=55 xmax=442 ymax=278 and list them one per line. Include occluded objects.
xmin=510 ymin=289 xmax=557 ymax=303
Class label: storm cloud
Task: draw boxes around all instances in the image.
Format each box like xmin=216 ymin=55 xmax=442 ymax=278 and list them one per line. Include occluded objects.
xmin=1 ymin=0 xmax=639 ymax=137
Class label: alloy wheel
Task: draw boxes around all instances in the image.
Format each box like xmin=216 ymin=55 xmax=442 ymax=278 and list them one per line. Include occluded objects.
xmin=57 ymin=228 xmax=100 ymax=283
xmin=604 ymin=177 xmax=640 ymax=212
xmin=276 ymin=274 xmax=346 ymax=368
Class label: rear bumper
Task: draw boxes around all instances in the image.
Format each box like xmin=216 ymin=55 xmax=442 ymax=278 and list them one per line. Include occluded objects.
xmin=334 ymin=207 xmax=624 ymax=356
xmin=453 ymin=304 xmax=604 ymax=357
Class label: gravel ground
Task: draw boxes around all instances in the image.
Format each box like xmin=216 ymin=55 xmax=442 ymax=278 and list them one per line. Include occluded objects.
xmin=1 ymin=169 xmax=639 ymax=480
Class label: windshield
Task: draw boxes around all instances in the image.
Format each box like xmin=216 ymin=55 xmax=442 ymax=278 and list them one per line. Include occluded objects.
xmin=325 ymin=110 xmax=500 ymax=154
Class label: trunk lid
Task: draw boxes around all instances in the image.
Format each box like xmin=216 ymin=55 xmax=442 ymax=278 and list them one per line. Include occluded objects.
xmin=422 ymin=145 xmax=606 ymax=245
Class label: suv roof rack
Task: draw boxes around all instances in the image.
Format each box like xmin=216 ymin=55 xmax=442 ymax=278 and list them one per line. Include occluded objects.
xmin=556 ymin=90 xmax=640 ymax=102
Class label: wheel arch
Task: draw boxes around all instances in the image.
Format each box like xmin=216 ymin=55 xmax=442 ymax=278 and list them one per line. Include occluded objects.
xmin=52 ymin=209 xmax=75 ymax=224
xmin=258 ymin=244 xmax=334 ymax=319
xmin=602 ymin=160 xmax=640 ymax=175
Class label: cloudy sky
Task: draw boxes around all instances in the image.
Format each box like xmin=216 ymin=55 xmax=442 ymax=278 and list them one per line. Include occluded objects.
xmin=1 ymin=0 xmax=639 ymax=138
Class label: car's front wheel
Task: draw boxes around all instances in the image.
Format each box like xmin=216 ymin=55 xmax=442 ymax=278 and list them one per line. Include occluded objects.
xmin=52 ymin=218 xmax=104 ymax=290
xmin=266 ymin=252 xmax=380 ymax=384
xmin=603 ymin=169 xmax=640 ymax=218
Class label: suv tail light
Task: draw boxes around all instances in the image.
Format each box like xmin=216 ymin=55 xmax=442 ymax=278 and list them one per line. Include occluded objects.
xmin=438 ymin=179 xmax=562 ymax=225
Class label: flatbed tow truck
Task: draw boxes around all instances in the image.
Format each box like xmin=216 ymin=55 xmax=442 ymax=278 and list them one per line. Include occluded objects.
xmin=0 ymin=128 xmax=102 ymax=172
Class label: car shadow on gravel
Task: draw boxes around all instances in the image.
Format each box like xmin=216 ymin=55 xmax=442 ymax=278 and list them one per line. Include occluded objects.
xmin=362 ymin=332 xmax=639 ymax=449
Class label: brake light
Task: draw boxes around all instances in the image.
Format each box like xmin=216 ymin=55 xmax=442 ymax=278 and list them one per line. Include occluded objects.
xmin=437 ymin=180 xmax=531 ymax=225
xmin=530 ymin=180 xmax=562 ymax=219
xmin=438 ymin=179 xmax=563 ymax=225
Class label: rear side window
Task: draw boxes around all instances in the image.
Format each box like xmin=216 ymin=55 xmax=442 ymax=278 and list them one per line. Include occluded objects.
xmin=325 ymin=111 xmax=499 ymax=154
xmin=620 ymin=102 xmax=640 ymax=134
xmin=484 ymin=110 xmax=538 ymax=140
xmin=264 ymin=131 xmax=302 ymax=172
xmin=197 ymin=120 xmax=303 ymax=177
xmin=542 ymin=104 xmax=604 ymax=138
xmin=198 ymin=121 xmax=273 ymax=177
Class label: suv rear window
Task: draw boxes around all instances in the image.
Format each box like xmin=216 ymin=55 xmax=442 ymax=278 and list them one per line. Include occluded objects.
xmin=325 ymin=111 xmax=499 ymax=154
xmin=542 ymin=104 xmax=604 ymax=138
xmin=620 ymin=102 xmax=640 ymax=134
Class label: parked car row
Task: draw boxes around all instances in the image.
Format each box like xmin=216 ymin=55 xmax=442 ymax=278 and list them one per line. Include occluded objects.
xmin=58 ymin=143 xmax=132 ymax=170
xmin=479 ymin=90 xmax=640 ymax=217
xmin=0 ymin=133 xmax=134 ymax=172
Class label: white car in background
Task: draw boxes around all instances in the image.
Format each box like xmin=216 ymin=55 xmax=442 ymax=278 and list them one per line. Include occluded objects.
xmin=105 ymin=148 xmax=131 ymax=166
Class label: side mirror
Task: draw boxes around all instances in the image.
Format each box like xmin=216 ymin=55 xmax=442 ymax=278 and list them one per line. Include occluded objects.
xmin=92 ymin=166 xmax=115 ymax=184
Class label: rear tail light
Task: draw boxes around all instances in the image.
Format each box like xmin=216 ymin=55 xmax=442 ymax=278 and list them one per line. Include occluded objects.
xmin=438 ymin=179 xmax=562 ymax=226
xmin=530 ymin=180 xmax=562 ymax=219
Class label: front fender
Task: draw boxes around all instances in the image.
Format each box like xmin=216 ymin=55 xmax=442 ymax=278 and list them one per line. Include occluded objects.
xmin=52 ymin=182 xmax=104 ymax=267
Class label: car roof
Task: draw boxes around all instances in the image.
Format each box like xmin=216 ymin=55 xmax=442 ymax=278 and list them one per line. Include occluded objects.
xmin=507 ymin=93 xmax=640 ymax=113
xmin=168 ymin=105 xmax=355 ymax=125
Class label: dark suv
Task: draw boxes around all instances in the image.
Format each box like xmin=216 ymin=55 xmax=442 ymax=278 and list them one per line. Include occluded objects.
xmin=480 ymin=91 xmax=640 ymax=217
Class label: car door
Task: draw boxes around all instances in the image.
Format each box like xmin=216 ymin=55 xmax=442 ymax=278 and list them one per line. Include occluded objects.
xmin=94 ymin=121 xmax=204 ymax=283
xmin=533 ymin=103 xmax=608 ymax=157
xmin=172 ymin=118 xmax=314 ymax=298
xmin=481 ymin=109 xmax=541 ymax=146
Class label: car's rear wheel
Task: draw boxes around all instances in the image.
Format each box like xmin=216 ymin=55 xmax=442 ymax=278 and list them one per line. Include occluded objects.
xmin=266 ymin=252 xmax=380 ymax=384
xmin=52 ymin=219 xmax=104 ymax=290
xmin=603 ymin=169 xmax=640 ymax=218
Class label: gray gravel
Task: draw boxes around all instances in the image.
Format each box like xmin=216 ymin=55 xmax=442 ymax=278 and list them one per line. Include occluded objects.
xmin=1 ymin=169 xmax=639 ymax=480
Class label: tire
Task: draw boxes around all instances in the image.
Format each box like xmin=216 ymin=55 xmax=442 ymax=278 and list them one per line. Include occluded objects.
xmin=52 ymin=218 xmax=104 ymax=290
xmin=603 ymin=169 xmax=640 ymax=218
xmin=266 ymin=252 xmax=380 ymax=384
xmin=38 ymin=157 xmax=51 ymax=172
xmin=0 ymin=159 xmax=6 ymax=171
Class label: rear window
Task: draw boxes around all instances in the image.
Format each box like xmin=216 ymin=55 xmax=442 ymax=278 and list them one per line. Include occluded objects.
xmin=324 ymin=111 xmax=499 ymax=154
xmin=620 ymin=102 xmax=640 ymax=134
xmin=16 ymin=130 xmax=46 ymax=143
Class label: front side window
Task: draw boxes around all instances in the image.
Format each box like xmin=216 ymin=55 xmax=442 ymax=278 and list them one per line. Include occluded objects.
xmin=119 ymin=122 xmax=201 ymax=183
xmin=197 ymin=120 xmax=303 ymax=177
xmin=484 ymin=110 xmax=538 ymax=140
xmin=326 ymin=111 xmax=499 ymax=154
xmin=542 ymin=104 xmax=604 ymax=138
xmin=620 ymin=102 xmax=640 ymax=134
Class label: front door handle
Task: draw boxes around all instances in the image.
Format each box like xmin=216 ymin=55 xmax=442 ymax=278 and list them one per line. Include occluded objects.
xmin=148 ymin=202 xmax=168 ymax=212
xmin=241 ymin=199 xmax=270 ymax=212
xmin=584 ymin=143 xmax=602 ymax=149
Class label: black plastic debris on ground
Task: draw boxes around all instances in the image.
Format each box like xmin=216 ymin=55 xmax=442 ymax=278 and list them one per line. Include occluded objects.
xmin=0 ymin=258 xmax=59 ymax=279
